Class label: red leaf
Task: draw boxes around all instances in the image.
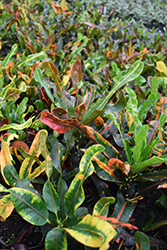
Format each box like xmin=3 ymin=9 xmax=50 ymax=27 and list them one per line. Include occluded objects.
xmin=71 ymin=60 xmax=83 ymax=84
xmin=40 ymin=111 xmax=71 ymax=134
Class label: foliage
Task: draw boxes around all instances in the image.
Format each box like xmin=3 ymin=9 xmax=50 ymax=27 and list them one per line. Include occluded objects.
xmin=0 ymin=0 xmax=167 ymax=249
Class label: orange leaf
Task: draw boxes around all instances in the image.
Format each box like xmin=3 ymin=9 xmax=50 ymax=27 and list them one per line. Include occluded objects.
xmin=108 ymin=158 xmax=130 ymax=175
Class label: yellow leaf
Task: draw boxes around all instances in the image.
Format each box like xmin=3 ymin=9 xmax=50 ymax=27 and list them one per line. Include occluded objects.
xmin=65 ymin=214 xmax=117 ymax=250
xmin=0 ymin=194 xmax=14 ymax=220
xmin=61 ymin=0 xmax=67 ymax=11
xmin=156 ymin=61 xmax=167 ymax=75
xmin=0 ymin=137 xmax=13 ymax=185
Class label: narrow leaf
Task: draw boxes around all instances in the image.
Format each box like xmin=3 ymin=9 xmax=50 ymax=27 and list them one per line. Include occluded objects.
xmin=18 ymin=51 xmax=45 ymax=67
xmin=2 ymin=44 xmax=18 ymax=67
xmin=64 ymin=145 xmax=105 ymax=217
xmin=82 ymin=60 xmax=144 ymax=124
xmin=0 ymin=137 xmax=13 ymax=185
xmin=19 ymin=130 xmax=45 ymax=179
xmin=0 ymin=117 xmax=34 ymax=132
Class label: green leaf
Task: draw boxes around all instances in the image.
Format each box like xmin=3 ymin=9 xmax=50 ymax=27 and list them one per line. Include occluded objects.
xmin=58 ymin=176 xmax=68 ymax=219
xmin=65 ymin=214 xmax=117 ymax=250
xmin=160 ymin=113 xmax=167 ymax=128
xmin=10 ymin=187 xmax=49 ymax=226
xmin=0 ymin=184 xmax=9 ymax=192
xmin=144 ymin=219 xmax=167 ymax=232
xmin=93 ymin=197 xmax=115 ymax=217
xmin=17 ymin=97 xmax=28 ymax=115
xmin=40 ymin=129 xmax=53 ymax=178
xmin=131 ymin=125 xmax=149 ymax=163
xmin=34 ymin=68 xmax=55 ymax=103
xmin=131 ymin=154 xmax=167 ymax=174
xmin=112 ymin=192 xmax=137 ymax=223
xmin=4 ymin=164 xmax=40 ymax=197
xmin=0 ymin=137 xmax=13 ymax=185
xmin=126 ymin=87 xmax=139 ymax=128
xmin=19 ymin=130 xmax=46 ymax=179
xmin=2 ymin=44 xmax=18 ymax=67
xmin=82 ymin=60 xmax=144 ymax=124
xmin=141 ymin=170 xmax=167 ymax=182
xmin=104 ymin=112 xmax=132 ymax=164
xmin=134 ymin=231 xmax=150 ymax=250
xmin=156 ymin=61 xmax=167 ymax=75
xmin=86 ymin=126 xmax=121 ymax=159
xmin=45 ymin=228 xmax=67 ymax=250
xmin=138 ymin=93 xmax=157 ymax=122
xmin=18 ymin=51 xmax=45 ymax=67
xmin=64 ymin=145 xmax=105 ymax=217
xmin=43 ymin=180 xmax=60 ymax=213
xmin=0 ymin=117 xmax=34 ymax=132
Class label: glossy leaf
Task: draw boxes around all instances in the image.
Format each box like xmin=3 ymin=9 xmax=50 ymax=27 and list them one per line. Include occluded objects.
xmin=93 ymin=197 xmax=115 ymax=217
xmin=43 ymin=180 xmax=60 ymax=213
xmin=134 ymin=231 xmax=150 ymax=250
xmin=10 ymin=187 xmax=49 ymax=226
xmin=64 ymin=145 xmax=105 ymax=217
xmin=65 ymin=214 xmax=117 ymax=250
xmin=141 ymin=170 xmax=167 ymax=182
xmin=45 ymin=227 xmax=67 ymax=250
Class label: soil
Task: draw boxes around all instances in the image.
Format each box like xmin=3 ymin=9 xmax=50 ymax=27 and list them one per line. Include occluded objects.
xmin=0 ymin=212 xmax=44 ymax=250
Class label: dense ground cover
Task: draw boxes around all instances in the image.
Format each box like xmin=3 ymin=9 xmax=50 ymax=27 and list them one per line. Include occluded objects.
xmin=0 ymin=0 xmax=167 ymax=249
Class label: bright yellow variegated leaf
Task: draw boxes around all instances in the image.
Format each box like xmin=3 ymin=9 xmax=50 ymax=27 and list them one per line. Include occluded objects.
xmin=156 ymin=61 xmax=167 ymax=75
xmin=0 ymin=137 xmax=13 ymax=185
xmin=65 ymin=214 xmax=117 ymax=250
xmin=0 ymin=194 xmax=14 ymax=221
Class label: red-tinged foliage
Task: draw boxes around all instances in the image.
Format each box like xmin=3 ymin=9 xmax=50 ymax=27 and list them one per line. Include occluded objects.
xmin=71 ymin=60 xmax=83 ymax=84
xmin=108 ymin=158 xmax=130 ymax=175
xmin=98 ymin=216 xmax=138 ymax=230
